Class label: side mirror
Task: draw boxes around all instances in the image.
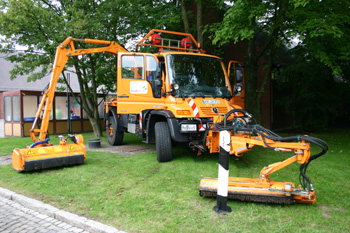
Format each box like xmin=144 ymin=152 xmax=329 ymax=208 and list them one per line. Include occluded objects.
xmin=151 ymin=63 xmax=163 ymax=98
xmin=236 ymin=69 xmax=243 ymax=83
xmin=155 ymin=63 xmax=162 ymax=81
xmin=154 ymin=78 xmax=163 ymax=88
xmin=155 ymin=63 xmax=163 ymax=87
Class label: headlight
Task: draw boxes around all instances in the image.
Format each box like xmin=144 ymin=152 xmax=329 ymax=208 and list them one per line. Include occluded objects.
xmin=181 ymin=124 xmax=197 ymax=132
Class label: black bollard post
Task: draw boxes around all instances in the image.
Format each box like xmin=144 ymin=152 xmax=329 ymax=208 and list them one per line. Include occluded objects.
xmin=213 ymin=130 xmax=232 ymax=214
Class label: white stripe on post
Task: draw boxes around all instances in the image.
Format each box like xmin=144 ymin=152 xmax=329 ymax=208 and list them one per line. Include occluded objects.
xmin=217 ymin=164 xmax=229 ymax=197
xmin=213 ymin=130 xmax=232 ymax=214
xmin=220 ymin=130 xmax=231 ymax=152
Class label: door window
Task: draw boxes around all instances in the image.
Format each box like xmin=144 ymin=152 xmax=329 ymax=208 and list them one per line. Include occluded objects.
xmin=122 ymin=55 xmax=144 ymax=79
xmin=146 ymin=56 xmax=157 ymax=82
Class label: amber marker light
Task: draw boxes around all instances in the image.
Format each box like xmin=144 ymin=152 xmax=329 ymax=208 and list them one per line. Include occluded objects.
xmin=177 ymin=110 xmax=191 ymax=115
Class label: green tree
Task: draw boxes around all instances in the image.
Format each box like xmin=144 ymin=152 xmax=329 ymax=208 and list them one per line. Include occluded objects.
xmin=211 ymin=0 xmax=350 ymax=125
xmin=179 ymin=0 xmax=226 ymax=55
xmin=290 ymin=0 xmax=350 ymax=77
xmin=276 ymin=46 xmax=342 ymax=131
xmin=0 ymin=0 xmax=181 ymax=137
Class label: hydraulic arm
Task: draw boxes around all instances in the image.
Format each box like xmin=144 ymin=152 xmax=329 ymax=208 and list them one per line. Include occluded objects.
xmin=12 ymin=37 xmax=127 ymax=172
xmin=199 ymin=109 xmax=328 ymax=204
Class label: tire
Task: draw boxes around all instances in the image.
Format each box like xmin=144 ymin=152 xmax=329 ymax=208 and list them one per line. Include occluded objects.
xmin=155 ymin=121 xmax=173 ymax=162
xmin=107 ymin=115 xmax=124 ymax=146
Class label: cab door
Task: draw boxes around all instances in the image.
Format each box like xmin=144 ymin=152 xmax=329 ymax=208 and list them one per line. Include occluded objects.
xmin=228 ymin=60 xmax=245 ymax=109
xmin=117 ymin=53 xmax=164 ymax=114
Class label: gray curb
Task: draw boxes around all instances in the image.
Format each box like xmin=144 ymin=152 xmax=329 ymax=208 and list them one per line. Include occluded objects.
xmin=0 ymin=186 xmax=126 ymax=233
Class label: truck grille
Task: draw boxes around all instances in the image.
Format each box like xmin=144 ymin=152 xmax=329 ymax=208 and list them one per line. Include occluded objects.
xmin=200 ymin=107 xmax=228 ymax=116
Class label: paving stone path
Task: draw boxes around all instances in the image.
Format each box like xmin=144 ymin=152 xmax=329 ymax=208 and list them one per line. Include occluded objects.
xmin=0 ymin=187 xmax=124 ymax=233
xmin=0 ymin=155 xmax=11 ymax=165
xmin=0 ymin=195 xmax=87 ymax=233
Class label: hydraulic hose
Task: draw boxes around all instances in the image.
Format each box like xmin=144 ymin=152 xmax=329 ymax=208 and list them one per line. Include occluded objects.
xmin=213 ymin=109 xmax=329 ymax=191
xmin=223 ymin=108 xmax=253 ymax=123
xmin=29 ymin=137 xmax=50 ymax=149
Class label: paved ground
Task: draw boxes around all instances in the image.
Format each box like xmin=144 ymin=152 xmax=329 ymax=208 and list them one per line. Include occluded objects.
xmin=0 ymin=187 xmax=124 ymax=233
xmin=0 ymin=155 xmax=11 ymax=165
xmin=0 ymin=195 xmax=88 ymax=233
xmin=86 ymin=141 xmax=155 ymax=156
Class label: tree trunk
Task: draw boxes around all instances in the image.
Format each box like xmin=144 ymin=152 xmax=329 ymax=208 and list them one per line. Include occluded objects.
xmin=89 ymin=114 xmax=103 ymax=137
xmin=72 ymin=58 xmax=103 ymax=137
xmin=244 ymin=37 xmax=261 ymax=123
xmin=257 ymin=40 xmax=276 ymax=123
xmin=180 ymin=0 xmax=190 ymax=33
xmin=197 ymin=0 xmax=203 ymax=44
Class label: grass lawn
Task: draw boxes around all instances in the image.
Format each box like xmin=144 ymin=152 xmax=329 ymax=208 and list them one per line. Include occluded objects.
xmin=0 ymin=129 xmax=349 ymax=232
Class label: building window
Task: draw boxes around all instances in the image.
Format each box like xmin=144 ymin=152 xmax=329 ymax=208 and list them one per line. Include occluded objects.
xmin=69 ymin=97 xmax=81 ymax=119
xmin=4 ymin=96 xmax=12 ymax=122
xmin=23 ymin=95 xmax=37 ymax=121
xmin=13 ymin=95 xmax=20 ymax=122
xmin=55 ymin=96 xmax=67 ymax=120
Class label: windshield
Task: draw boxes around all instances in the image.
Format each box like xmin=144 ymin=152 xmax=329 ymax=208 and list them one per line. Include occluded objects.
xmin=167 ymin=54 xmax=231 ymax=98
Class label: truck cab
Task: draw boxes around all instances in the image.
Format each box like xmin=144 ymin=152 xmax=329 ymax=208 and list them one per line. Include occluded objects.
xmin=105 ymin=30 xmax=241 ymax=162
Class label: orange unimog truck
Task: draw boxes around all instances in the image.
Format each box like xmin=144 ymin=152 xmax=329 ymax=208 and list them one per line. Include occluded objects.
xmin=104 ymin=29 xmax=244 ymax=162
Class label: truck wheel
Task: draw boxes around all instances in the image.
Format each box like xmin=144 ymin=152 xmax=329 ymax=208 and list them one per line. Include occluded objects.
xmin=107 ymin=116 xmax=124 ymax=146
xmin=155 ymin=121 xmax=173 ymax=162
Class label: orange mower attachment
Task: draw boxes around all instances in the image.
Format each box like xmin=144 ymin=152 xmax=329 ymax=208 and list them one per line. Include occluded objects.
xmin=199 ymin=109 xmax=328 ymax=205
xmin=12 ymin=135 xmax=86 ymax=172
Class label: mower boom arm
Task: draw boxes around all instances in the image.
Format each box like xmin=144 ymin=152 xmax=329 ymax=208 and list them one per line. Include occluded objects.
xmin=231 ymin=136 xmax=310 ymax=181
xmin=30 ymin=37 xmax=127 ymax=143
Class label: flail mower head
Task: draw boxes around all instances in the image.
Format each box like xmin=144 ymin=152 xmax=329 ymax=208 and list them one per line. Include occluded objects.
xmin=12 ymin=135 xmax=86 ymax=172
